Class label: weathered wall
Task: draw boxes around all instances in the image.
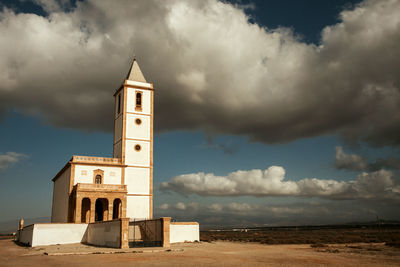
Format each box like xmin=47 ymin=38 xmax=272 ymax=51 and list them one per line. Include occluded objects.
xmin=18 ymin=223 xmax=88 ymax=247
xmin=51 ymin=166 xmax=71 ymax=223
xmin=86 ymin=220 xmax=121 ymax=248
xmin=128 ymin=219 xmax=162 ymax=243
xmin=17 ymin=224 xmax=34 ymax=246
xmin=170 ymin=223 xmax=200 ymax=243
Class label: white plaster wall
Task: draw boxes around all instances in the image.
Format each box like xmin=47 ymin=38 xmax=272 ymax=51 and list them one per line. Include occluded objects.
xmin=125 ymin=167 xmax=150 ymax=194
xmin=18 ymin=224 xmax=88 ymax=247
xmin=113 ymin=140 xmax=122 ymax=159
xmin=18 ymin=225 xmax=33 ymax=246
xmin=51 ymin=166 xmax=70 ymax=223
xmin=126 ymin=113 xmax=150 ymax=141
xmin=126 ymin=196 xmax=149 ymax=219
xmin=86 ymin=220 xmax=121 ymax=248
xmin=125 ymin=140 xmax=150 ymax=166
xmin=114 ymin=114 xmax=123 ymax=143
xmin=170 ymin=224 xmax=200 ymax=243
xmin=74 ymin=165 xmax=122 ymax=185
xmin=126 ymin=88 xmax=152 ymax=115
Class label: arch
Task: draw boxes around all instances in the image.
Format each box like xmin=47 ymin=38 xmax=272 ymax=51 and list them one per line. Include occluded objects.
xmin=93 ymin=169 xmax=104 ymax=184
xmin=113 ymin=198 xmax=122 ymax=219
xmin=81 ymin=198 xmax=91 ymax=223
xmin=135 ymin=91 xmax=142 ymax=111
xmin=95 ymin=198 xmax=109 ymax=222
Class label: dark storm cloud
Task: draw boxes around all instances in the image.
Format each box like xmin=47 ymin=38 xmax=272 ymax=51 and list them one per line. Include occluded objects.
xmin=0 ymin=0 xmax=400 ymax=147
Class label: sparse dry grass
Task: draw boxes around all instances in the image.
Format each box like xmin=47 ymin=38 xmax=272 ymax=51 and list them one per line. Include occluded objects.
xmin=200 ymin=226 xmax=400 ymax=245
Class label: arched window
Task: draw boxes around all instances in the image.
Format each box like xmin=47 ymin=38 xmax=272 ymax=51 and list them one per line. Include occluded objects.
xmin=93 ymin=169 xmax=104 ymax=184
xmin=135 ymin=91 xmax=142 ymax=110
xmin=95 ymin=175 xmax=102 ymax=184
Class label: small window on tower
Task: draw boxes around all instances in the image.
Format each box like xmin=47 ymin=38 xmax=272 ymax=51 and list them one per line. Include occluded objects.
xmin=117 ymin=94 xmax=121 ymax=114
xmin=135 ymin=91 xmax=142 ymax=111
xmin=95 ymin=175 xmax=102 ymax=184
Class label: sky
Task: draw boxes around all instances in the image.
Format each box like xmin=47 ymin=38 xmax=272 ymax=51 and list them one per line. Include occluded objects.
xmin=0 ymin=0 xmax=400 ymax=229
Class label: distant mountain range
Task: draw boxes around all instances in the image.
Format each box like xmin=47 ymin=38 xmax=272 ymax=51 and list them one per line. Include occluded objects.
xmin=0 ymin=217 xmax=51 ymax=234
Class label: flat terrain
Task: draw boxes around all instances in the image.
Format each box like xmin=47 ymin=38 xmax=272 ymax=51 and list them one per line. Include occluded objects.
xmin=1 ymin=238 xmax=400 ymax=266
xmin=200 ymin=226 xmax=400 ymax=244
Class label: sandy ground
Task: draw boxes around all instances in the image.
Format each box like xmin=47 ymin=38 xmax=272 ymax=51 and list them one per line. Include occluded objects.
xmin=1 ymin=239 xmax=400 ymax=266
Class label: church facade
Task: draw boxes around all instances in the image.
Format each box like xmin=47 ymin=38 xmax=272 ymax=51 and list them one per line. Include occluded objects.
xmin=51 ymin=59 xmax=154 ymax=223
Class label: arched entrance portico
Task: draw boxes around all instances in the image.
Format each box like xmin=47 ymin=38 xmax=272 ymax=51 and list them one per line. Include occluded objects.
xmin=71 ymin=183 xmax=127 ymax=223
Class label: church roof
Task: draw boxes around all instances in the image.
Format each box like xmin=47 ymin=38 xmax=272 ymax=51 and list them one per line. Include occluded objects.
xmin=125 ymin=58 xmax=147 ymax=83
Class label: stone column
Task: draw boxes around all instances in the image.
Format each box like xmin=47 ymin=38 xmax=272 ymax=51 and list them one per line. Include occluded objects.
xmin=122 ymin=195 xmax=127 ymax=218
xmin=74 ymin=196 xmax=82 ymax=223
xmin=120 ymin=218 xmax=129 ymax=249
xmin=90 ymin=198 xmax=96 ymax=223
xmin=108 ymin=199 xmax=114 ymax=221
xmin=161 ymin=217 xmax=171 ymax=248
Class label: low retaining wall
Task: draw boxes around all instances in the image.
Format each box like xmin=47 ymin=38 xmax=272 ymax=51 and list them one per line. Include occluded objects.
xmin=16 ymin=218 xmax=199 ymax=248
xmin=128 ymin=218 xmax=199 ymax=247
xmin=86 ymin=218 xmax=129 ymax=248
xmin=128 ymin=218 xmax=164 ymax=247
xmin=17 ymin=223 xmax=88 ymax=247
xmin=170 ymin=222 xmax=200 ymax=243
xmin=17 ymin=224 xmax=34 ymax=246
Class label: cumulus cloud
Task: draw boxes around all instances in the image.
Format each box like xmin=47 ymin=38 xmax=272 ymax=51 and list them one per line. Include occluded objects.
xmin=0 ymin=0 xmax=399 ymax=146
xmin=160 ymin=166 xmax=400 ymax=200
xmin=0 ymin=152 xmax=28 ymax=170
xmin=335 ymin=146 xmax=400 ymax=171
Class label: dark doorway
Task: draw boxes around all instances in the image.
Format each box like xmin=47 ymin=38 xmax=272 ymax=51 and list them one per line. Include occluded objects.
xmin=81 ymin=198 xmax=91 ymax=223
xmin=113 ymin=199 xmax=122 ymax=219
xmin=95 ymin=198 xmax=109 ymax=221
xmin=95 ymin=199 xmax=104 ymax=221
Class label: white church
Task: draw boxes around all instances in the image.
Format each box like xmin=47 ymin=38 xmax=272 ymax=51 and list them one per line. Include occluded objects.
xmin=16 ymin=59 xmax=199 ymax=248
xmin=52 ymin=59 xmax=154 ymax=224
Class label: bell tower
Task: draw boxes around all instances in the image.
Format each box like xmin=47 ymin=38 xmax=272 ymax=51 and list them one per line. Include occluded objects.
xmin=113 ymin=59 xmax=153 ymax=219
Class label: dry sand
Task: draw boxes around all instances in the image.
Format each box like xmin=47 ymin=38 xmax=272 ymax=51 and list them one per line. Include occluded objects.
xmin=1 ymin=239 xmax=399 ymax=266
